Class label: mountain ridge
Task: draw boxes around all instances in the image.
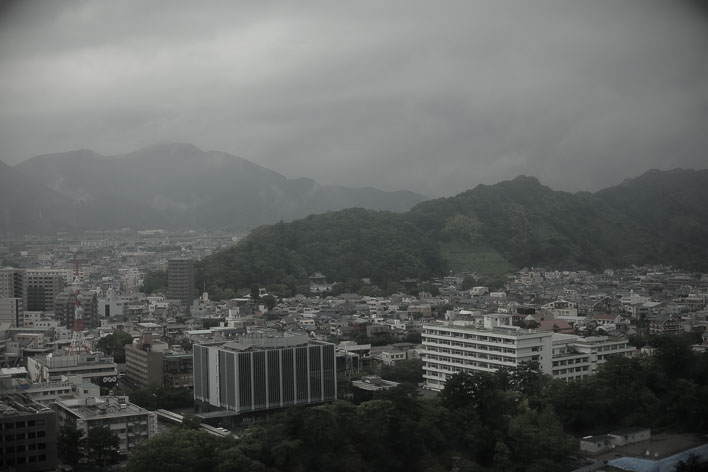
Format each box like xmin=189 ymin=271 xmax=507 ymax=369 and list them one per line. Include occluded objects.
xmin=6 ymin=143 xmax=426 ymax=233
xmin=197 ymin=168 xmax=708 ymax=294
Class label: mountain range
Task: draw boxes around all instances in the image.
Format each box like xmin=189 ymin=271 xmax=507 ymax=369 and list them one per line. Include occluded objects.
xmin=197 ymin=168 xmax=708 ymax=293
xmin=1 ymin=143 xmax=425 ymax=234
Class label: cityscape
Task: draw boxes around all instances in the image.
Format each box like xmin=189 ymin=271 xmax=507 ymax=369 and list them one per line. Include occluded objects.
xmin=2 ymin=1 xmax=708 ymax=472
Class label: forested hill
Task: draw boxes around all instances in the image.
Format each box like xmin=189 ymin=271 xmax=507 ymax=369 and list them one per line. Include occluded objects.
xmin=198 ymin=169 xmax=708 ymax=294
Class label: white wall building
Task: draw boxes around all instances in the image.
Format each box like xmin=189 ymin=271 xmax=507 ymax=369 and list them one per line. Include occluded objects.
xmin=422 ymin=314 xmax=634 ymax=390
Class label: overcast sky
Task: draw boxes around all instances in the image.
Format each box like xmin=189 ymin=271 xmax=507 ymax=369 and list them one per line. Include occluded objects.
xmin=1 ymin=0 xmax=707 ymax=196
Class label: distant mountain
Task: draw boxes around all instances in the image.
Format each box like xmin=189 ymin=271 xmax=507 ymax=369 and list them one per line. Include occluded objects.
xmin=197 ymin=169 xmax=708 ymax=292
xmin=0 ymin=160 xmax=77 ymax=235
xmin=12 ymin=143 xmax=426 ymax=232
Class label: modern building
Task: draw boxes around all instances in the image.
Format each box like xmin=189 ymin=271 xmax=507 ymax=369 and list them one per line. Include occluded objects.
xmin=0 ymin=297 xmax=23 ymax=327
xmin=53 ymin=289 xmax=99 ymax=330
xmin=0 ymin=394 xmax=58 ymax=472
xmin=26 ymin=352 xmax=118 ymax=388
xmin=0 ymin=268 xmax=26 ymax=301
xmin=550 ymin=334 xmax=634 ymax=381
xmin=24 ymin=270 xmax=67 ymax=312
xmin=0 ymin=378 xmax=99 ymax=404
xmin=52 ymin=395 xmax=157 ymax=454
xmin=125 ymin=335 xmax=193 ymax=388
xmin=421 ymin=315 xmax=634 ymax=390
xmin=193 ymin=333 xmax=337 ymax=415
xmin=167 ymin=258 xmax=195 ymax=307
xmin=422 ymin=315 xmax=552 ymax=391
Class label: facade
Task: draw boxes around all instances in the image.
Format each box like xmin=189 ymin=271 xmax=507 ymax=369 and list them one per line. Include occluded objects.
xmin=167 ymin=258 xmax=195 ymax=306
xmin=0 ymin=394 xmax=58 ymax=472
xmin=422 ymin=316 xmax=552 ymax=391
xmin=24 ymin=270 xmax=67 ymax=312
xmin=550 ymin=334 xmax=634 ymax=381
xmin=194 ymin=333 xmax=337 ymax=415
xmin=0 ymin=297 xmax=23 ymax=327
xmin=421 ymin=315 xmax=634 ymax=389
xmin=125 ymin=336 xmax=193 ymax=388
xmin=53 ymin=395 xmax=157 ymax=454
xmin=27 ymin=352 xmax=118 ymax=387
xmin=0 ymin=268 xmax=26 ymax=302
xmin=0 ymin=379 xmax=99 ymax=404
xmin=53 ymin=289 xmax=100 ymax=330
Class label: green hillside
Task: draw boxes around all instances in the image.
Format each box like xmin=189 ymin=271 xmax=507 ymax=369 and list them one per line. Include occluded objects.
xmin=198 ymin=169 xmax=708 ymax=294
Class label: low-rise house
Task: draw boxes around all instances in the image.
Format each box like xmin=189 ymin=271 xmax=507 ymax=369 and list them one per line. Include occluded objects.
xmin=580 ymin=428 xmax=651 ymax=454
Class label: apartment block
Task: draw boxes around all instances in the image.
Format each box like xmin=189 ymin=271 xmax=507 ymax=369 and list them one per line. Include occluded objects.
xmin=421 ymin=314 xmax=634 ymax=389
xmin=0 ymin=394 xmax=58 ymax=472
xmin=52 ymin=395 xmax=157 ymax=454
xmin=422 ymin=315 xmax=552 ymax=391
xmin=24 ymin=270 xmax=67 ymax=312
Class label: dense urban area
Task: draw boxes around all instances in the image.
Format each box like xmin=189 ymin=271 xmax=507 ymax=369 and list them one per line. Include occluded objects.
xmin=1 ymin=230 xmax=707 ymax=472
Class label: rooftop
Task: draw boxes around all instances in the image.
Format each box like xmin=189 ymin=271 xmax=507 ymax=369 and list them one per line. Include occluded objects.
xmin=220 ymin=332 xmax=312 ymax=351
xmin=1 ymin=394 xmax=53 ymax=416
xmin=56 ymin=396 xmax=150 ymax=419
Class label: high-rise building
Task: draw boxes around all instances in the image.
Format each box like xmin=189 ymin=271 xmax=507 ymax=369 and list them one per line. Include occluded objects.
xmin=0 ymin=297 xmax=23 ymax=327
xmin=193 ymin=333 xmax=337 ymax=415
xmin=167 ymin=258 xmax=195 ymax=307
xmin=53 ymin=289 xmax=99 ymax=330
xmin=24 ymin=270 xmax=67 ymax=312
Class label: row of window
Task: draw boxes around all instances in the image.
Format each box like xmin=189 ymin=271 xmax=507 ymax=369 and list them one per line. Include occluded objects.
xmin=1 ymin=420 xmax=46 ymax=429
xmin=424 ymin=330 xmax=518 ymax=344
xmin=3 ymin=431 xmax=46 ymax=441
xmin=552 ymin=357 xmax=590 ymax=367
xmin=425 ymin=350 xmax=517 ymax=363
xmin=424 ymin=338 xmax=518 ymax=354
xmin=3 ymin=442 xmax=47 ymax=452
xmin=1 ymin=454 xmax=48 ymax=466
xmin=425 ymin=360 xmax=507 ymax=371
xmin=552 ymin=366 xmax=590 ymax=375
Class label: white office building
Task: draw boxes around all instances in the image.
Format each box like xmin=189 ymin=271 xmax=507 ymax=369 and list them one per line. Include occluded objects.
xmin=422 ymin=314 xmax=634 ymax=390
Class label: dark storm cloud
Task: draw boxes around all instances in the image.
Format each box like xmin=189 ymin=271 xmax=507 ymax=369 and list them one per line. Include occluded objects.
xmin=1 ymin=0 xmax=707 ymax=196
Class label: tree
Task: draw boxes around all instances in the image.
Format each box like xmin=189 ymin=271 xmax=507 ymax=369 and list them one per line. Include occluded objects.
xmin=127 ymin=429 xmax=233 ymax=472
xmin=261 ymin=294 xmax=276 ymax=311
xmin=95 ymin=330 xmax=134 ymax=363
xmin=250 ymin=284 xmax=261 ymax=300
xmin=58 ymin=424 xmax=83 ymax=468
xmin=141 ymin=270 xmax=167 ymax=294
xmin=181 ymin=414 xmax=202 ymax=430
xmin=380 ymin=359 xmax=423 ymax=385
xmin=83 ymin=426 xmax=120 ymax=467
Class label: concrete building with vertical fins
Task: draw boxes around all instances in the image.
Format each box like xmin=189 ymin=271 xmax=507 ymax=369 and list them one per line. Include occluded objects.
xmin=193 ymin=333 xmax=337 ymax=415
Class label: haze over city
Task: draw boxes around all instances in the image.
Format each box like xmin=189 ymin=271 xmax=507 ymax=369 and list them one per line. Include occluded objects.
xmin=1 ymin=0 xmax=708 ymax=196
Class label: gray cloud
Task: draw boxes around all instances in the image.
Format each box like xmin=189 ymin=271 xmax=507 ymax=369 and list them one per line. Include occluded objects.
xmin=1 ymin=0 xmax=707 ymax=196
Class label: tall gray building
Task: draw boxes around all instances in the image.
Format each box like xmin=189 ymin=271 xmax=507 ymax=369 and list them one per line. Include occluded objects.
xmin=25 ymin=269 xmax=66 ymax=312
xmin=193 ymin=334 xmax=337 ymax=415
xmin=167 ymin=258 xmax=195 ymax=306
